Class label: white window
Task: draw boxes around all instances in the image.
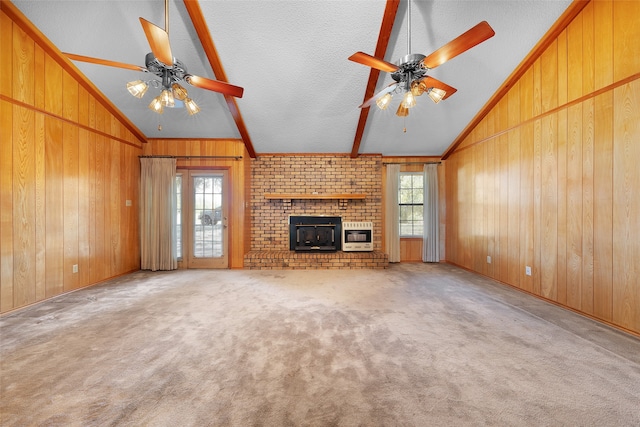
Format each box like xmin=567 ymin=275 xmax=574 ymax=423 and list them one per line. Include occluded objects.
xmin=399 ymin=172 xmax=424 ymax=237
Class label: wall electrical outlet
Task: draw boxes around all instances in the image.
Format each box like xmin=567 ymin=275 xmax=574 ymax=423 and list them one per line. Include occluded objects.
xmin=72 ymin=264 xmax=78 ymax=273
xmin=487 ymin=256 xmax=492 ymax=264
xmin=525 ymin=266 xmax=532 ymax=276
xmin=125 ymin=200 xmax=132 ymax=207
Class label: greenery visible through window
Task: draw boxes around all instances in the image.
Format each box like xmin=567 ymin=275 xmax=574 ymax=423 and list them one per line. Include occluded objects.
xmin=399 ymin=172 xmax=423 ymax=237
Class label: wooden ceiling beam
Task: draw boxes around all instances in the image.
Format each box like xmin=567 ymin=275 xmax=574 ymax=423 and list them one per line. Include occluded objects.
xmin=350 ymin=0 xmax=400 ymax=158
xmin=182 ymin=0 xmax=257 ymax=158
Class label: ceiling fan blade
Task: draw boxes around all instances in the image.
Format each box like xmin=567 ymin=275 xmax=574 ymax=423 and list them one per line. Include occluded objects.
xmin=64 ymin=53 xmax=146 ymax=72
xmin=419 ymin=76 xmax=457 ymax=100
xmin=422 ymin=21 xmax=495 ymax=69
xmin=139 ymin=17 xmax=173 ymax=66
xmin=185 ymin=75 xmax=244 ymax=98
xmin=348 ymin=52 xmax=399 ymax=73
xmin=359 ymin=82 xmax=398 ymax=108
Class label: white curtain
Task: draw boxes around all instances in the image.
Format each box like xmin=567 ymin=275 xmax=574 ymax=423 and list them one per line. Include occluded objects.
xmin=423 ymin=163 xmax=440 ymax=262
xmin=385 ymin=164 xmax=401 ymax=262
xmin=139 ymin=157 xmax=178 ymax=271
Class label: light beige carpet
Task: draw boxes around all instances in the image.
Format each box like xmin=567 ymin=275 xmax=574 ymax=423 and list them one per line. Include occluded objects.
xmin=1 ymin=263 xmax=639 ymax=426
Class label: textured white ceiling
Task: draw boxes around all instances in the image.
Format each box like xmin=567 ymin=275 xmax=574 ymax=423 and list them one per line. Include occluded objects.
xmin=12 ymin=0 xmax=571 ymax=156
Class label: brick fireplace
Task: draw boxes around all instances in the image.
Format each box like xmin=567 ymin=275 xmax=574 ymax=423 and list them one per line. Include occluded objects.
xmin=245 ymin=155 xmax=388 ymax=269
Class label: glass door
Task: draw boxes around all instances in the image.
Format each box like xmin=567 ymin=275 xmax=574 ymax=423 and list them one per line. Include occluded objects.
xmin=185 ymin=171 xmax=228 ymax=268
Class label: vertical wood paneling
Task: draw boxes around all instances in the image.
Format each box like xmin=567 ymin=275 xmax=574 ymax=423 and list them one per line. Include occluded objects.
xmin=613 ymin=0 xmax=640 ymax=82
xmin=94 ymin=135 xmax=107 ymax=281
xmin=109 ymin=139 xmax=121 ymax=275
xmin=532 ymin=59 xmax=542 ymax=118
xmin=44 ymin=116 xmax=63 ymax=298
xmin=78 ymin=129 xmax=90 ymax=286
xmin=12 ymin=105 xmax=36 ymax=307
xmin=12 ymin=24 xmax=34 ymax=105
xmin=34 ymin=44 xmax=44 ymax=110
xmin=102 ymin=137 xmax=112 ymax=278
xmin=520 ymin=67 xmax=534 ymax=123
xmin=566 ymin=103 xmax=583 ymax=310
xmin=44 ymin=53 xmax=62 ymax=116
xmin=62 ymin=71 xmax=78 ymax=122
xmin=88 ymin=130 xmax=97 ymax=283
xmin=63 ymin=123 xmax=79 ymax=291
xmin=612 ymin=80 xmax=640 ymax=332
xmin=34 ymin=113 xmax=46 ymax=301
xmin=0 ymin=10 xmax=13 ymax=97
xmin=532 ymin=119 xmax=542 ymax=295
xmin=593 ymin=91 xmax=613 ymax=321
xmin=541 ymin=40 xmax=558 ymax=113
xmin=0 ymin=100 xmax=14 ymax=312
xmin=540 ymin=114 xmax=558 ymax=300
xmin=519 ymin=123 xmax=534 ymax=293
xmin=556 ymin=108 xmax=568 ymax=305
xmin=594 ymin=0 xmax=613 ymax=90
xmin=507 ymin=128 xmax=520 ymax=287
xmin=567 ymin=14 xmax=583 ymax=102
xmin=581 ymin=98 xmax=595 ymax=315
xmin=2 ymin=9 xmax=143 ymax=314
xmin=557 ymin=29 xmax=568 ymax=106
xmin=498 ymin=134 xmax=509 ymax=283
xmin=486 ymin=137 xmax=495 ymax=278
xmin=581 ymin=1 xmax=595 ymax=96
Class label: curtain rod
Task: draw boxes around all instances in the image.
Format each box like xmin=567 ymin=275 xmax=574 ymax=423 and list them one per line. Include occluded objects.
xmin=382 ymin=161 xmax=441 ymax=165
xmin=139 ymin=155 xmax=242 ymax=161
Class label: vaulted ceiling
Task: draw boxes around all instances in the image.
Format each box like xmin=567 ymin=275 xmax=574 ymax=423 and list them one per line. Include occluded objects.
xmin=12 ymin=0 xmax=572 ymax=157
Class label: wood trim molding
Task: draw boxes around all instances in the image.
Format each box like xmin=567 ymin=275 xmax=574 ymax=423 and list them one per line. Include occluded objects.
xmin=0 ymin=0 xmax=147 ymax=145
xmin=182 ymin=0 xmax=257 ymax=159
xmin=441 ymin=0 xmax=590 ymax=160
xmin=350 ymin=0 xmax=400 ymax=158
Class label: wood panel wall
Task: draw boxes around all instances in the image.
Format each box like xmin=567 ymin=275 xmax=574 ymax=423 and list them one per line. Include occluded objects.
xmin=444 ymin=0 xmax=640 ymax=335
xmin=1 ymin=7 xmax=143 ymax=314
xmin=142 ymin=139 xmax=248 ymax=269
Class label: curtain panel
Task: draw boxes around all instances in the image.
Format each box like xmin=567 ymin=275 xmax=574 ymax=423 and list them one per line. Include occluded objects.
xmin=139 ymin=157 xmax=178 ymax=271
xmin=385 ymin=164 xmax=401 ymax=263
xmin=422 ymin=164 xmax=440 ymax=262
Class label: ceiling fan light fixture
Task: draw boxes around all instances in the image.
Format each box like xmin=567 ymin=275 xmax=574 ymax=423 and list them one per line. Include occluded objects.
xmin=184 ymin=98 xmax=200 ymax=115
xmin=401 ymin=91 xmax=416 ymax=109
xmin=428 ymin=87 xmax=447 ymax=104
xmin=171 ymin=83 xmax=188 ymax=101
xmin=411 ymin=81 xmax=426 ymax=97
xmin=376 ymin=93 xmax=393 ymax=110
xmin=396 ymin=103 xmax=409 ymax=117
xmin=126 ymin=80 xmax=148 ymax=98
xmin=160 ymin=88 xmax=174 ymax=107
xmin=148 ymin=96 xmax=165 ymax=114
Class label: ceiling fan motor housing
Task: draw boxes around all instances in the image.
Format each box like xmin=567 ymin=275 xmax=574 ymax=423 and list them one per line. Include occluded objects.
xmin=144 ymin=52 xmax=187 ymax=85
xmin=391 ymin=53 xmax=428 ymax=83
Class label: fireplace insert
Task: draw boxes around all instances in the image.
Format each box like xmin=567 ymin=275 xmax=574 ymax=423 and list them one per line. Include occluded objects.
xmin=289 ymin=216 xmax=342 ymax=251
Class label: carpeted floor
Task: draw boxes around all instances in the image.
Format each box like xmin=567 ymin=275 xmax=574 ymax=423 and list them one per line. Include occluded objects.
xmin=1 ymin=263 xmax=639 ymax=426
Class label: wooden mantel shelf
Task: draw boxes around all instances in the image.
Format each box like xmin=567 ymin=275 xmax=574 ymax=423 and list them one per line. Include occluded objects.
xmin=264 ymin=193 xmax=366 ymax=200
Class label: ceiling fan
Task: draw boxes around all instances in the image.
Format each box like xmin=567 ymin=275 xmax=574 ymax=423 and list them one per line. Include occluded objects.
xmin=349 ymin=1 xmax=494 ymax=117
xmin=63 ymin=0 xmax=243 ymax=115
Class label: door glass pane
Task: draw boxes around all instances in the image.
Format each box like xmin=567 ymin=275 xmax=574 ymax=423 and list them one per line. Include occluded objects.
xmin=193 ymin=175 xmax=223 ymax=258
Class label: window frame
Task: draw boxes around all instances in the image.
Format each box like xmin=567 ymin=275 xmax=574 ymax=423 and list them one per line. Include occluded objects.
xmin=398 ymin=171 xmax=424 ymax=238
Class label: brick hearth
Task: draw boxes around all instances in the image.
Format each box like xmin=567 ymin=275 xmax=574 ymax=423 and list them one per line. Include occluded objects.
xmin=244 ymin=250 xmax=388 ymax=269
